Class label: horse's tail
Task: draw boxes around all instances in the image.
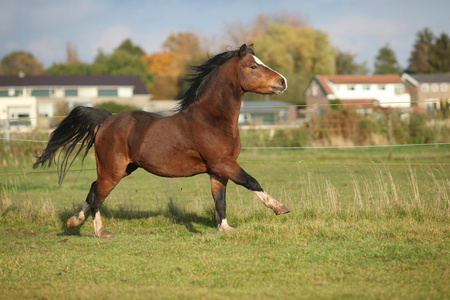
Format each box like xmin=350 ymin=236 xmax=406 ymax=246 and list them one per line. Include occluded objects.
xmin=33 ymin=106 xmax=112 ymax=184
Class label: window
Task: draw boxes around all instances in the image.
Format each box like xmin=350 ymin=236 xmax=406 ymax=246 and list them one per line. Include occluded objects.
xmin=431 ymin=83 xmax=439 ymax=92
xmin=395 ymin=85 xmax=404 ymax=95
xmin=311 ymin=85 xmax=318 ymax=96
xmin=38 ymin=102 xmax=54 ymax=118
xmin=440 ymin=83 xmax=448 ymax=92
xmin=421 ymin=84 xmax=429 ymax=93
xmin=0 ymin=90 xmax=8 ymax=97
xmin=65 ymin=89 xmax=78 ymax=97
xmin=378 ymin=84 xmax=386 ymax=90
xmin=31 ymin=89 xmax=50 ymax=97
xmin=347 ymin=85 xmax=355 ymax=91
xmin=8 ymin=106 xmax=31 ymax=126
xmin=363 ymin=84 xmax=371 ymax=91
xmin=98 ymin=89 xmax=118 ymax=97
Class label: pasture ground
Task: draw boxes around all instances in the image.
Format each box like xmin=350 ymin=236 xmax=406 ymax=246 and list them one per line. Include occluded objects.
xmin=0 ymin=145 xmax=449 ymax=299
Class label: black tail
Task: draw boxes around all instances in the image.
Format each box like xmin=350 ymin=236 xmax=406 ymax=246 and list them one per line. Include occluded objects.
xmin=33 ymin=106 xmax=112 ymax=184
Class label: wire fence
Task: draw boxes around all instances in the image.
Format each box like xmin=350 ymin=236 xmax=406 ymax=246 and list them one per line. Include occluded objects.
xmin=0 ymin=99 xmax=449 ymax=177
xmin=0 ymin=135 xmax=449 ymax=177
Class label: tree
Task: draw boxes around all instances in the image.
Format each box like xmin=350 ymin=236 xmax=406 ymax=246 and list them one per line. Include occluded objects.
xmin=116 ymin=38 xmax=146 ymax=58
xmin=91 ymin=49 xmax=151 ymax=86
xmin=45 ymin=62 xmax=92 ymax=75
xmin=335 ymin=50 xmax=369 ymax=74
xmin=374 ymin=43 xmax=402 ymax=74
xmin=141 ymin=51 xmax=186 ymax=99
xmin=163 ymin=32 xmax=204 ymax=63
xmin=408 ymin=28 xmax=434 ymax=73
xmin=0 ymin=51 xmax=44 ymax=75
xmin=427 ymin=33 xmax=450 ymax=72
xmin=66 ymin=43 xmax=79 ymax=64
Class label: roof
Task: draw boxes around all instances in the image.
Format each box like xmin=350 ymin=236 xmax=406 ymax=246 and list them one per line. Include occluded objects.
xmin=315 ymin=74 xmax=402 ymax=95
xmin=402 ymin=73 xmax=450 ymax=85
xmin=241 ymin=100 xmax=291 ymax=113
xmin=0 ymin=75 xmax=149 ymax=95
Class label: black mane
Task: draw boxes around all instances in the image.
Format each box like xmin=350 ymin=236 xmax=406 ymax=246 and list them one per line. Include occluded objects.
xmin=177 ymin=46 xmax=255 ymax=111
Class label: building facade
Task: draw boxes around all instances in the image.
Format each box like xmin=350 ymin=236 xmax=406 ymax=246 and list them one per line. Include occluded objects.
xmin=305 ymin=74 xmax=411 ymax=109
xmin=401 ymin=73 xmax=450 ymax=110
xmin=0 ymin=75 xmax=150 ymax=131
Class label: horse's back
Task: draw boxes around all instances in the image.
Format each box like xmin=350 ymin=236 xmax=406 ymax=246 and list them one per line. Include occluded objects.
xmin=95 ymin=110 xmax=207 ymax=177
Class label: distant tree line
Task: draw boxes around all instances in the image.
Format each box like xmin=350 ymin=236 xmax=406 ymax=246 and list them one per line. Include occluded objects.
xmin=0 ymin=12 xmax=449 ymax=104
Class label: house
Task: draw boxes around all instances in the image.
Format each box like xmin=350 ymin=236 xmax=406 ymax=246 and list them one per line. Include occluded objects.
xmin=239 ymin=100 xmax=295 ymax=125
xmin=0 ymin=74 xmax=151 ymax=130
xmin=304 ymin=74 xmax=411 ymax=110
xmin=401 ymin=73 xmax=450 ymax=110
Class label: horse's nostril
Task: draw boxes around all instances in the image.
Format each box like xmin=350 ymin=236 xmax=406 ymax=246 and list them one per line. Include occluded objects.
xmin=280 ymin=77 xmax=286 ymax=86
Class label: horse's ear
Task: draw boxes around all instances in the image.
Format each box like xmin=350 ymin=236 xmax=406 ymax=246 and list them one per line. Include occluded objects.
xmin=248 ymin=44 xmax=254 ymax=50
xmin=238 ymin=44 xmax=248 ymax=58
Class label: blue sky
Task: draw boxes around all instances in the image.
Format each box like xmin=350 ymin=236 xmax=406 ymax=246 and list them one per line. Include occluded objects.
xmin=1 ymin=0 xmax=449 ymax=71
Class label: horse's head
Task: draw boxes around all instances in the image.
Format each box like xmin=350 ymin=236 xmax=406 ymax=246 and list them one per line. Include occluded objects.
xmin=237 ymin=44 xmax=287 ymax=95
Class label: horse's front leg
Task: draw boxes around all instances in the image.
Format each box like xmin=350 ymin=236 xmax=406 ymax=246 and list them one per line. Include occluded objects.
xmin=210 ymin=174 xmax=235 ymax=232
xmin=212 ymin=160 xmax=290 ymax=215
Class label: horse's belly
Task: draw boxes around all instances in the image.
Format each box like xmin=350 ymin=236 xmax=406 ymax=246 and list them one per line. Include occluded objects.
xmin=138 ymin=151 xmax=207 ymax=178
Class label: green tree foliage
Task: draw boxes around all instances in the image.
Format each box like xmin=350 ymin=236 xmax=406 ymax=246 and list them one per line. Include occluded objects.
xmin=44 ymin=39 xmax=151 ymax=88
xmin=116 ymin=38 xmax=146 ymax=58
xmin=408 ymin=28 xmax=434 ymax=73
xmin=374 ymin=43 xmax=402 ymax=74
xmin=427 ymin=33 xmax=450 ymax=73
xmin=408 ymin=28 xmax=450 ymax=73
xmin=45 ymin=62 xmax=92 ymax=75
xmin=0 ymin=51 xmax=44 ymax=75
xmin=335 ymin=50 xmax=369 ymax=75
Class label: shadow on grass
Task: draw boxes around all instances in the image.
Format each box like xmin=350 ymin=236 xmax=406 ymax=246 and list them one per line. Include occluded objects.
xmin=58 ymin=198 xmax=216 ymax=236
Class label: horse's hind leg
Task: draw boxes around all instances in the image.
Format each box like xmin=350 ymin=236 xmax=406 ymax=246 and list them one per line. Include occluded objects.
xmin=89 ymin=178 xmax=120 ymax=238
xmin=67 ymin=181 xmax=97 ymax=228
xmin=67 ymin=201 xmax=90 ymax=228
xmin=210 ymin=175 xmax=234 ymax=232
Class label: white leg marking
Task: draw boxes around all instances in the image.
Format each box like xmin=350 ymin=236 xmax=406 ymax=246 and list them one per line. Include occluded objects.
xmin=254 ymin=191 xmax=283 ymax=209
xmin=93 ymin=210 xmax=104 ymax=237
xmin=67 ymin=202 xmax=90 ymax=228
xmin=218 ymin=218 xmax=235 ymax=232
xmin=92 ymin=210 xmax=113 ymax=238
xmin=78 ymin=202 xmax=90 ymax=222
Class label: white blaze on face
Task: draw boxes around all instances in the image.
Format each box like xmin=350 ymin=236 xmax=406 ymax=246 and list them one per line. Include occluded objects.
xmin=252 ymin=55 xmax=288 ymax=89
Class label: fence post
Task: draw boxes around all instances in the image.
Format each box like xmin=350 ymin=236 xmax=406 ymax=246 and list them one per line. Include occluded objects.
xmin=387 ymin=112 xmax=392 ymax=159
xmin=433 ymin=106 xmax=439 ymax=149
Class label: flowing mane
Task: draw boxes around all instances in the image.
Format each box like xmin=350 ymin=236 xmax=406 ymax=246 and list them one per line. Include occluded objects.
xmin=177 ymin=46 xmax=255 ymax=111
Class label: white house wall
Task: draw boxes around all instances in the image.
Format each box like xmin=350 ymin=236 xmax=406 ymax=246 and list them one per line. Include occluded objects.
xmin=0 ymin=97 xmax=37 ymax=131
xmin=331 ymin=83 xmax=411 ymax=107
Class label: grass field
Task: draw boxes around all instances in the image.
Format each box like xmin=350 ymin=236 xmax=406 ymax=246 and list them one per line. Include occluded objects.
xmin=0 ymin=143 xmax=449 ymax=299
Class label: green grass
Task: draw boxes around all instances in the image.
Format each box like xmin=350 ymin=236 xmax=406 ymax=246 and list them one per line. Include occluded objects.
xmin=0 ymin=145 xmax=449 ymax=299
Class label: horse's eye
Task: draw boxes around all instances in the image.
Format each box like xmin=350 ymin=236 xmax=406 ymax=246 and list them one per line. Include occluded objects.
xmin=250 ymin=65 xmax=258 ymax=70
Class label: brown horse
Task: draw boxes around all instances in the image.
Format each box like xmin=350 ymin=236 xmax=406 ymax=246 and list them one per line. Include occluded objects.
xmin=34 ymin=44 xmax=289 ymax=238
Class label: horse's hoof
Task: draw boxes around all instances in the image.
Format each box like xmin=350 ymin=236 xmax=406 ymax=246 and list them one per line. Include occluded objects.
xmin=274 ymin=205 xmax=290 ymax=215
xmin=95 ymin=229 xmax=114 ymax=238
xmin=67 ymin=216 xmax=81 ymax=228
xmin=218 ymin=225 xmax=236 ymax=232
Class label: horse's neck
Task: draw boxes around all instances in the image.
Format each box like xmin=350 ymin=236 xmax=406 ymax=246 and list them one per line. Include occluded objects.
xmin=192 ymin=64 xmax=244 ymax=126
